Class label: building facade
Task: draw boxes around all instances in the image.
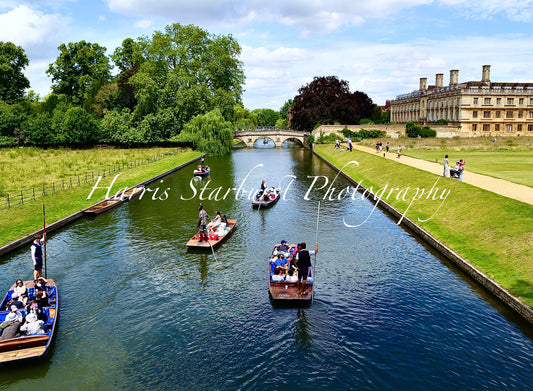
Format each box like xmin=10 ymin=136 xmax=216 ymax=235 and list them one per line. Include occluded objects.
xmin=390 ymin=65 xmax=533 ymax=136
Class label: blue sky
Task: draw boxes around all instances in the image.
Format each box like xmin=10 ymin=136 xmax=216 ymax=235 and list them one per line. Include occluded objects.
xmin=1 ymin=0 xmax=532 ymax=110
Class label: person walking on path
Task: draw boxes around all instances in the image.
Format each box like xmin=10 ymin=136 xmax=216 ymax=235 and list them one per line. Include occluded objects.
xmin=386 ymin=142 xmax=390 ymax=153
xmin=348 ymin=138 xmax=353 ymax=152
xmin=397 ymin=145 xmax=402 ymax=158
xmin=443 ymin=154 xmax=449 ymax=177
xmin=31 ymin=233 xmax=44 ymax=280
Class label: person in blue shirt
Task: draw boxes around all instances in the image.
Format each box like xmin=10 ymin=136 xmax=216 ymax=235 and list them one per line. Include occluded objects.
xmin=273 ymin=254 xmax=289 ymax=275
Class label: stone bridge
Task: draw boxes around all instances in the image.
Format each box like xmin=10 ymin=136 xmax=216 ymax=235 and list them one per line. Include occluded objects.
xmin=234 ymin=127 xmax=309 ymax=148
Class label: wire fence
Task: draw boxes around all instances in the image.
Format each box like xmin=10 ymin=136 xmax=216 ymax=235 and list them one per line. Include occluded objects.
xmin=0 ymin=151 xmax=179 ymax=211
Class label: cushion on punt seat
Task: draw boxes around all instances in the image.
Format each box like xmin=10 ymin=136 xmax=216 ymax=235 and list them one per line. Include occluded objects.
xmin=27 ymin=287 xmax=36 ymax=300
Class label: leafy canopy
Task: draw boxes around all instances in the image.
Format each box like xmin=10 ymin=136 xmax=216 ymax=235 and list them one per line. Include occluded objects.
xmin=291 ymin=76 xmax=374 ymax=131
xmin=0 ymin=41 xmax=30 ymax=103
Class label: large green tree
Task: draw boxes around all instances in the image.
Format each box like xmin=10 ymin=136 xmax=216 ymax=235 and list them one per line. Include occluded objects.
xmin=291 ymin=76 xmax=374 ymax=131
xmin=46 ymin=41 xmax=112 ymax=105
xmin=0 ymin=41 xmax=30 ymax=103
xmin=129 ymin=23 xmax=245 ymax=130
xmin=252 ymin=108 xmax=279 ymax=127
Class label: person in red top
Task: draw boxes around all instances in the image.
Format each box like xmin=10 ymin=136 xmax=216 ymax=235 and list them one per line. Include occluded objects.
xmin=197 ymin=204 xmax=209 ymax=243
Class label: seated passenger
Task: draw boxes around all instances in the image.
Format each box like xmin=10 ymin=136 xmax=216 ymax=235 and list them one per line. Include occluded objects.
xmin=0 ymin=314 xmax=21 ymax=340
xmin=274 ymin=254 xmax=289 ymax=275
xmin=26 ymin=301 xmax=47 ymax=322
xmin=5 ymin=305 xmax=23 ymax=323
xmin=36 ymin=291 xmax=49 ymax=307
xmin=35 ymin=277 xmax=48 ymax=299
xmin=13 ymin=279 xmax=28 ymax=306
xmin=274 ymin=240 xmax=289 ymax=256
xmin=286 ymin=268 xmax=298 ymax=282
xmin=8 ymin=293 xmax=24 ymax=310
xmin=20 ymin=312 xmax=46 ymax=335
xmin=216 ymin=215 xmax=228 ymax=236
xmin=271 ymin=268 xmax=285 ymax=282
xmin=208 ymin=211 xmax=222 ymax=233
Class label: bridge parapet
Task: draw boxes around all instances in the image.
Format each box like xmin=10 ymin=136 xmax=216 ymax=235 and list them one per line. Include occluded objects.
xmin=233 ymin=128 xmax=309 ymax=148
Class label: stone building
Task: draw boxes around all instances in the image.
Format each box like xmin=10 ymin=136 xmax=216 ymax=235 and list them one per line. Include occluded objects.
xmin=390 ymin=65 xmax=533 ymax=136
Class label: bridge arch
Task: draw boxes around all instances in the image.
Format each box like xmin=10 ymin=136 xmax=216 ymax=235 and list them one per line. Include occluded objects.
xmin=233 ymin=128 xmax=309 ymax=148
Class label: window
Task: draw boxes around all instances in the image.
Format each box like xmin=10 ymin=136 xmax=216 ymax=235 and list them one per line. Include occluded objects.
xmin=517 ymin=124 xmax=522 ymax=132
xmin=529 ymin=124 xmax=533 ymax=131
xmin=519 ymin=98 xmax=524 ymax=105
xmin=505 ymin=124 xmax=512 ymax=131
xmin=529 ymin=111 xmax=533 ymax=119
xmin=484 ymin=98 xmax=491 ymax=104
xmin=506 ymin=111 xmax=513 ymax=118
xmin=495 ymin=111 xmax=501 ymax=118
xmin=483 ymin=124 xmax=490 ymax=132
xmin=495 ymin=124 xmax=500 ymax=132
xmin=457 ymin=98 xmax=460 ymax=105
xmin=483 ymin=111 xmax=491 ymax=118
xmin=530 ymin=98 xmax=533 ymax=105
xmin=472 ymin=124 xmax=477 ymax=131
xmin=496 ymin=98 xmax=502 ymax=105
xmin=473 ymin=97 xmax=479 ymax=104
xmin=518 ymin=111 xmax=523 ymax=118
xmin=507 ymin=98 xmax=514 ymax=104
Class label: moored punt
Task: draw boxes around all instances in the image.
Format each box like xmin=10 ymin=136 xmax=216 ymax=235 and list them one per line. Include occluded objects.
xmin=268 ymin=244 xmax=313 ymax=305
xmin=252 ymin=189 xmax=280 ymax=209
xmin=186 ymin=219 xmax=237 ymax=249
xmin=193 ymin=167 xmax=211 ymax=177
xmin=119 ymin=185 xmax=145 ymax=201
xmin=84 ymin=198 xmax=122 ymax=215
xmin=0 ymin=279 xmax=58 ymax=364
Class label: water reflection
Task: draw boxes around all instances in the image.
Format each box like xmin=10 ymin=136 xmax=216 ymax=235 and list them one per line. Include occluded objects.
xmin=293 ymin=308 xmax=312 ymax=351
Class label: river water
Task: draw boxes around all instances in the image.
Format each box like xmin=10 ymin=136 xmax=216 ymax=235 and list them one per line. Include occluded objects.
xmin=1 ymin=146 xmax=533 ymax=390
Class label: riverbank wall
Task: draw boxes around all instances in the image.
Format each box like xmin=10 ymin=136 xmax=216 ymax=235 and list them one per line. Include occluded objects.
xmin=0 ymin=155 xmax=203 ymax=258
xmin=313 ymin=150 xmax=533 ymax=325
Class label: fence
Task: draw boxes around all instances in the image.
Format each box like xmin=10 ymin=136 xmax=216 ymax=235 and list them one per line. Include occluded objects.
xmin=0 ymin=151 xmax=179 ymax=211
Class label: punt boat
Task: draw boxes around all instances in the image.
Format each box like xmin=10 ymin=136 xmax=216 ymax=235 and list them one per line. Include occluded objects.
xmin=252 ymin=189 xmax=280 ymax=208
xmin=119 ymin=184 xmax=145 ymax=201
xmin=186 ymin=219 xmax=237 ymax=249
xmin=0 ymin=279 xmax=59 ymax=363
xmin=84 ymin=198 xmax=122 ymax=215
xmin=268 ymin=243 xmax=313 ymax=305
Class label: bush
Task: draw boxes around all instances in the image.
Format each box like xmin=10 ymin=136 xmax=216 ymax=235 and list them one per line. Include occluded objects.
xmin=341 ymin=127 xmax=385 ymax=140
xmin=406 ymin=122 xmax=436 ymax=138
xmin=315 ymin=133 xmax=339 ymax=144
xmin=434 ymin=119 xmax=448 ymax=125
xmin=306 ymin=135 xmax=315 ymax=145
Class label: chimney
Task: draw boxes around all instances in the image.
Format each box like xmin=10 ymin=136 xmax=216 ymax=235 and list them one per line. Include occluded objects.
xmin=482 ymin=65 xmax=491 ymax=83
xmin=436 ymin=73 xmax=443 ymax=88
xmin=450 ymin=70 xmax=459 ymax=86
xmin=419 ymin=77 xmax=427 ymax=91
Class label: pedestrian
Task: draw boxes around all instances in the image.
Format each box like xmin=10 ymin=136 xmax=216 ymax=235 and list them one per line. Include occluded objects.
xmin=386 ymin=141 xmax=390 ymax=153
xmin=348 ymin=138 xmax=353 ymax=152
xmin=443 ymin=154 xmax=449 ymax=177
xmin=458 ymin=159 xmax=465 ymax=181
xmin=397 ymin=145 xmax=402 ymax=158
xmin=197 ymin=204 xmax=209 ymax=243
xmin=31 ymin=233 xmax=44 ymax=280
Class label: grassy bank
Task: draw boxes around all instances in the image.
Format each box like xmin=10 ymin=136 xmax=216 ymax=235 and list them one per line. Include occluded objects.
xmin=314 ymin=144 xmax=533 ymax=308
xmin=0 ymin=148 xmax=201 ymax=247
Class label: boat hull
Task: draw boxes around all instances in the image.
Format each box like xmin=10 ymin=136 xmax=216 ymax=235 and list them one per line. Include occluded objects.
xmin=186 ymin=219 xmax=237 ymax=249
xmin=84 ymin=198 xmax=122 ymax=215
xmin=0 ymin=279 xmax=58 ymax=364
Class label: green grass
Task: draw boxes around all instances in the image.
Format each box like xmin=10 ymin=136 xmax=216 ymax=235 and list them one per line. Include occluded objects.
xmin=403 ymin=150 xmax=533 ymax=187
xmin=0 ymin=148 xmax=201 ymax=247
xmin=314 ymin=144 xmax=533 ymax=308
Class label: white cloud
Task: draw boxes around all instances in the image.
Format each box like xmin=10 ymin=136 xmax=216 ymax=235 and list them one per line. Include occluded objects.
xmin=133 ymin=18 xmax=153 ymax=29
xmin=241 ymin=34 xmax=533 ymax=109
xmin=439 ymin=0 xmax=533 ymax=22
xmin=0 ymin=5 xmax=69 ymax=59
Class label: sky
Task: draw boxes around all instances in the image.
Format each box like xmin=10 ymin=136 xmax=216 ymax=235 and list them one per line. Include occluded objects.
xmin=1 ymin=0 xmax=533 ymax=110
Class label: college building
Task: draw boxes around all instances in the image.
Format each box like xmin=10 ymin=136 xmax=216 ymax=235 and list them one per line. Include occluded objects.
xmin=390 ymin=65 xmax=533 ymax=136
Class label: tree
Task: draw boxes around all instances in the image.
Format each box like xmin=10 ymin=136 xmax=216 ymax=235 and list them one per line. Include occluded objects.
xmin=291 ymin=76 xmax=374 ymax=131
xmin=0 ymin=41 xmax=30 ymax=103
xmin=171 ymin=109 xmax=233 ymax=155
xmin=252 ymin=108 xmax=279 ymax=126
xmin=46 ymin=41 xmax=112 ymax=105
xmin=234 ymin=104 xmax=257 ymax=128
xmin=279 ymin=99 xmax=293 ymax=122
xmin=57 ymin=106 xmax=100 ymax=145
xmin=130 ymin=23 xmax=245 ymax=126
xmin=0 ymin=101 xmax=26 ymax=137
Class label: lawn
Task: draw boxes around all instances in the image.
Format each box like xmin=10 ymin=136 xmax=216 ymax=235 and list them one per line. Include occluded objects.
xmin=0 ymin=148 xmax=201 ymax=247
xmin=314 ymin=144 xmax=533 ymax=308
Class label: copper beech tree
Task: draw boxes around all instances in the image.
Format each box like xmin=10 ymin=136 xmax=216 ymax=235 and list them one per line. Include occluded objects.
xmin=291 ymin=76 xmax=374 ymax=131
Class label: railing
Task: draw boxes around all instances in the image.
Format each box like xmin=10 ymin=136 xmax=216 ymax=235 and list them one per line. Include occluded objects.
xmin=0 ymin=151 xmax=179 ymax=211
xmin=235 ymin=126 xmax=290 ymax=132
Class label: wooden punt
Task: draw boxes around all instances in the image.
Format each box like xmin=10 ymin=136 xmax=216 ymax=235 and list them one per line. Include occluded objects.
xmin=252 ymin=189 xmax=280 ymax=208
xmin=268 ymin=244 xmax=313 ymax=305
xmin=186 ymin=219 xmax=237 ymax=249
xmin=0 ymin=279 xmax=58 ymax=363
xmin=193 ymin=168 xmax=211 ymax=177
xmin=119 ymin=185 xmax=145 ymax=201
xmin=84 ymin=198 xmax=122 ymax=215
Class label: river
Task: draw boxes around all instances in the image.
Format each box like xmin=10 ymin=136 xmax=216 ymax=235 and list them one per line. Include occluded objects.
xmin=1 ymin=146 xmax=533 ymax=390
